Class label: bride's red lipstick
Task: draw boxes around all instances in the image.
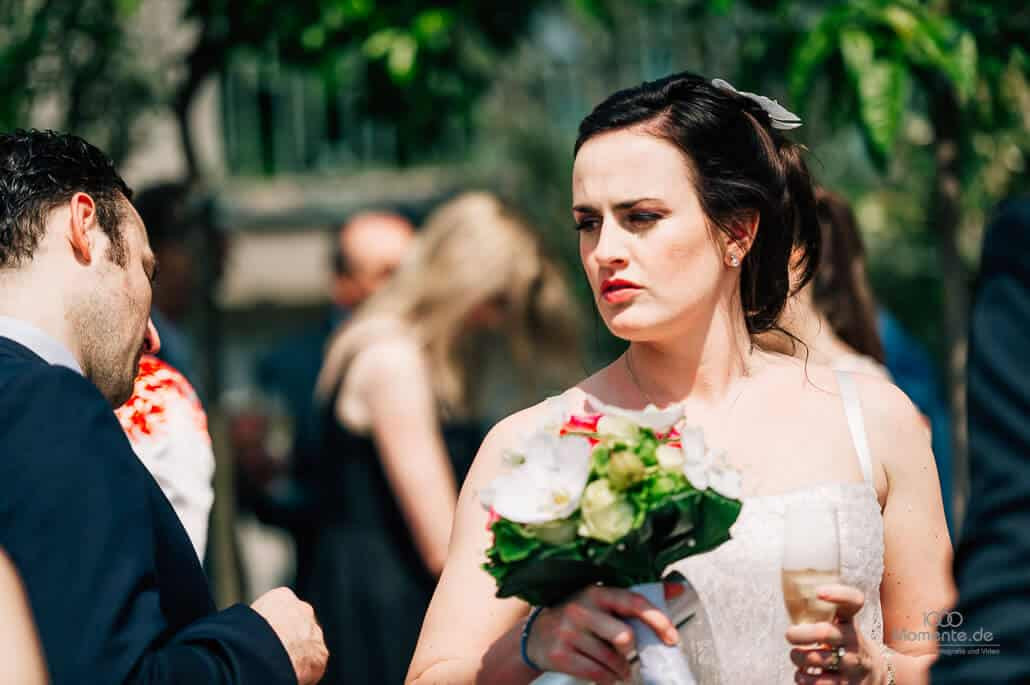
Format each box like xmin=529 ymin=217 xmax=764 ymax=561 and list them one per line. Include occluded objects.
xmin=600 ymin=278 xmax=642 ymax=304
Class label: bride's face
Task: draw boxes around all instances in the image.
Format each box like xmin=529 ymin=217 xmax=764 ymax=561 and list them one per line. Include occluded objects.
xmin=573 ymin=128 xmax=730 ymax=341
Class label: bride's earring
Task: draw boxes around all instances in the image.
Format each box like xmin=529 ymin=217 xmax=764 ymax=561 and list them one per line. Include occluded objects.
xmin=727 ymin=253 xmax=741 ymax=268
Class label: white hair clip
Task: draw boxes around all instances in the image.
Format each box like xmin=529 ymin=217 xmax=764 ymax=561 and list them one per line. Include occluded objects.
xmin=711 ymin=78 xmax=802 ymax=130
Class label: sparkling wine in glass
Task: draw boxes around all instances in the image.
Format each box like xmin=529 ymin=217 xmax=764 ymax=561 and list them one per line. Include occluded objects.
xmin=781 ymin=501 xmax=841 ymax=625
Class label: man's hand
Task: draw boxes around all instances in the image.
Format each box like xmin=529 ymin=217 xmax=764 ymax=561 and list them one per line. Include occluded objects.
xmin=251 ymin=587 xmax=328 ymax=685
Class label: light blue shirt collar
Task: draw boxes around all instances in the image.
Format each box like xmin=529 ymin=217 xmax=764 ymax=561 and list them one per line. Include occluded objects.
xmin=0 ymin=316 xmax=84 ymax=375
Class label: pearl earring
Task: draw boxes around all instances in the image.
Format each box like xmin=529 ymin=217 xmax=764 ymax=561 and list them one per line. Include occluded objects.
xmin=729 ymin=254 xmax=740 ymax=267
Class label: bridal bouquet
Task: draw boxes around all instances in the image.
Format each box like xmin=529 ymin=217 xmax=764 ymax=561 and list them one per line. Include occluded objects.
xmin=480 ymin=399 xmax=742 ymax=685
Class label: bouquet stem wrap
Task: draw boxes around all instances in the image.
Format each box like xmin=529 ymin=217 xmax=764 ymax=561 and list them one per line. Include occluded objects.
xmin=628 ymin=582 xmax=696 ymax=685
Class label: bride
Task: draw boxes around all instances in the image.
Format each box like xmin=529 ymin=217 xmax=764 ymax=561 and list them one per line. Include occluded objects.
xmin=407 ymin=71 xmax=953 ymax=685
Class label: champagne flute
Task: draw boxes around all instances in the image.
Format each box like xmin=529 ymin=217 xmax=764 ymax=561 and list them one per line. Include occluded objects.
xmin=781 ymin=501 xmax=841 ymax=626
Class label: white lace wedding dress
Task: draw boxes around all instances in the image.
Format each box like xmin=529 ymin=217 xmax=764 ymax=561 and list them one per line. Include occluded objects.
xmin=670 ymin=370 xmax=885 ymax=683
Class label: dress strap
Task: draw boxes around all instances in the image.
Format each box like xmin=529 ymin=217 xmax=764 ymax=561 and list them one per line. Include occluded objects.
xmin=836 ymin=370 xmax=874 ymax=484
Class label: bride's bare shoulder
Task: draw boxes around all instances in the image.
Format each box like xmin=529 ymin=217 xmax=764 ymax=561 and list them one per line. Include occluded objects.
xmin=465 ymin=382 xmax=600 ymax=489
xmin=759 ymin=351 xmax=924 ymax=445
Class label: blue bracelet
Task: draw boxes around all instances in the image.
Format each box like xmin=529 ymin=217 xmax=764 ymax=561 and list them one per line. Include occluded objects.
xmin=521 ymin=606 xmax=545 ymax=672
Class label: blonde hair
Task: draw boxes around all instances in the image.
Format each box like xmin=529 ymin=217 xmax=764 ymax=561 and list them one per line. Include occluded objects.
xmin=316 ymin=191 xmax=580 ymax=414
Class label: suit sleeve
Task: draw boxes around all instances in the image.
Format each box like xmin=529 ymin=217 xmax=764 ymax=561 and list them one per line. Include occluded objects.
xmin=0 ymin=367 xmax=296 ymax=685
xmin=932 ymin=201 xmax=1030 ymax=683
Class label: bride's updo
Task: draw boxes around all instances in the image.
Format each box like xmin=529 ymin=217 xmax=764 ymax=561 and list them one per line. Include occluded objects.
xmin=574 ymin=71 xmax=821 ymax=335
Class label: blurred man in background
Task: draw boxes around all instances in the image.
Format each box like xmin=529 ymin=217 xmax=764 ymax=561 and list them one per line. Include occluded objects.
xmin=234 ymin=210 xmax=415 ymax=594
xmin=932 ymin=198 xmax=1030 ymax=684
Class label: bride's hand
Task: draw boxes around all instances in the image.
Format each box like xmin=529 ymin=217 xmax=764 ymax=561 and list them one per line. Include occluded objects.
xmin=785 ymin=584 xmax=884 ymax=684
xmin=525 ymin=584 xmax=681 ymax=685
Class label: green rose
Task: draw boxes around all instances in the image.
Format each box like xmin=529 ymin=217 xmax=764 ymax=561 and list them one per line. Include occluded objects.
xmin=525 ymin=517 xmax=580 ymax=545
xmin=578 ymin=479 xmax=635 ymax=543
xmin=608 ymin=449 xmax=646 ymax=490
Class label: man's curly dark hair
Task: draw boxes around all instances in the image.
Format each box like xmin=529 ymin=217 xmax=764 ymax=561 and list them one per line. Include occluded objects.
xmin=0 ymin=129 xmax=133 ymax=269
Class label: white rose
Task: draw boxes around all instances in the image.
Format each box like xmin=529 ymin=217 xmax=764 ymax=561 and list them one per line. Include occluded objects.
xmin=656 ymin=443 xmax=685 ymax=471
xmin=596 ymin=414 xmax=638 ymax=441
xmin=676 ymin=428 xmax=743 ymax=500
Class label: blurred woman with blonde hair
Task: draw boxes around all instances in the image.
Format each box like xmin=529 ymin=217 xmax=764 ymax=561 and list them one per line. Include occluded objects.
xmin=308 ymin=191 xmax=580 ymax=685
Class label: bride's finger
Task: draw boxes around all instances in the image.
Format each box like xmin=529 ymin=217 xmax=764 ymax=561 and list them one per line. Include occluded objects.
xmin=589 ymin=586 xmax=679 ymax=646
xmin=571 ymin=632 xmax=632 ymax=681
xmin=815 ymin=584 xmax=865 ymax=621
xmin=793 ymin=672 xmax=844 ymax=685
xmin=785 ymin=621 xmax=844 ymax=647
xmin=789 ymin=646 xmax=859 ymax=673
xmin=566 ymin=604 xmax=636 ymax=658
xmin=550 ymin=650 xmax=623 ymax=685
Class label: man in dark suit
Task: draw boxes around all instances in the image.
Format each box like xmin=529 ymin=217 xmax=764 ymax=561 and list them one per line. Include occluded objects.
xmin=931 ymin=198 xmax=1030 ymax=683
xmin=0 ymin=129 xmax=328 ymax=684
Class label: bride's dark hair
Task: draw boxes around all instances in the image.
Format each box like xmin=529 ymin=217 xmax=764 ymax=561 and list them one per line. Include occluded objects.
xmin=574 ymin=71 xmax=821 ymax=335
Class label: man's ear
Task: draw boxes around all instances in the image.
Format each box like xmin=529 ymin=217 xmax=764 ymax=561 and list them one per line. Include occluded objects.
xmin=67 ymin=192 xmax=98 ymax=265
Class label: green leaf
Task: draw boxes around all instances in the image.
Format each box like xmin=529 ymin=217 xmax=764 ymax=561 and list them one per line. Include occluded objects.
xmin=950 ymin=32 xmax=978 ymax=104
xmin=387 ymin=33 xmax=418 ymax=84
xmin=488 ymin=519 xmax=541 ymax=564
xmin=591 ymin=445 xmax=611 ymax=477
xmin=634 ymin=432 xmax=659 ymax=466
xmin=412 ymin=9 xmax=454 ymax=51
xmin=692 ymin=490 xmax=743 ymax=554
xmin=879 ymin=3 xmax=976 ymax=104
xmin=840 ymin=29 xmax=911 ymax=169
xmin=363 ymin=28 xmax=399 ymax=59
xmin=491 ymin=556 xmax=618 ymax=607
xmin=789 ymin=4 xmax=853 ymax=104
xmin=301 ymin=25 xmax=326 ymax=52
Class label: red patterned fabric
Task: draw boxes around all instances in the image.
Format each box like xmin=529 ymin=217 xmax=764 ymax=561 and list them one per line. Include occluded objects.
xmin=116 ymin=356 xmax=209 ymax=442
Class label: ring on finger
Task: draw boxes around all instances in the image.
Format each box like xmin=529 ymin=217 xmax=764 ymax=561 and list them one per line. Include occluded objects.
xmin=824 ymin=645 xmax=846 ymax=672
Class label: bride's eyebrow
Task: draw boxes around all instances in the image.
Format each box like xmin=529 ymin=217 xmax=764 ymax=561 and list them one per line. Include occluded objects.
xmin=615 ymin=198 xmax=664 ymax=209
xmin=573 ymin=198 xmax=665 ymax=213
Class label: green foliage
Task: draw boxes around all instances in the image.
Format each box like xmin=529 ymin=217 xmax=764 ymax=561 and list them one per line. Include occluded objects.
xmin=183 ymin=0 xmax=545 ymax=164
xmin=788 ymin=0 xmax=979 ymax=171
xmin=0 ymin=0 xmax=157 ymax=162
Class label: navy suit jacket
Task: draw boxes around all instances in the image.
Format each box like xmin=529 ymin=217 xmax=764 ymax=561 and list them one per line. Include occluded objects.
xmin=931 ymin=199 xmax=1030 ymax=683
xmin=0 ymin=337 xmax=296 ymax=685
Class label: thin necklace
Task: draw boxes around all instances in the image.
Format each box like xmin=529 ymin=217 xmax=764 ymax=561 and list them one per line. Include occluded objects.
xmin=624 ymin=345 xmax=753 ymax=411
xmin=625 ymin=346 xmax=658 ymax=406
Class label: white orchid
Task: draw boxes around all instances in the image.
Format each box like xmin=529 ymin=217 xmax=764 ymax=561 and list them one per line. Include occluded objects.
xmin=479 ymin=430 xmax=593 ymax=524
xmin=704 ymin=449 xmax=743 ymax=499
xmin=678 ymin=425 xmax=742 ymax=499
xmin=587 ymin=396 xmax=685 ymax=435
xmin=536 ymin=395 xmax=571 ymax=435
